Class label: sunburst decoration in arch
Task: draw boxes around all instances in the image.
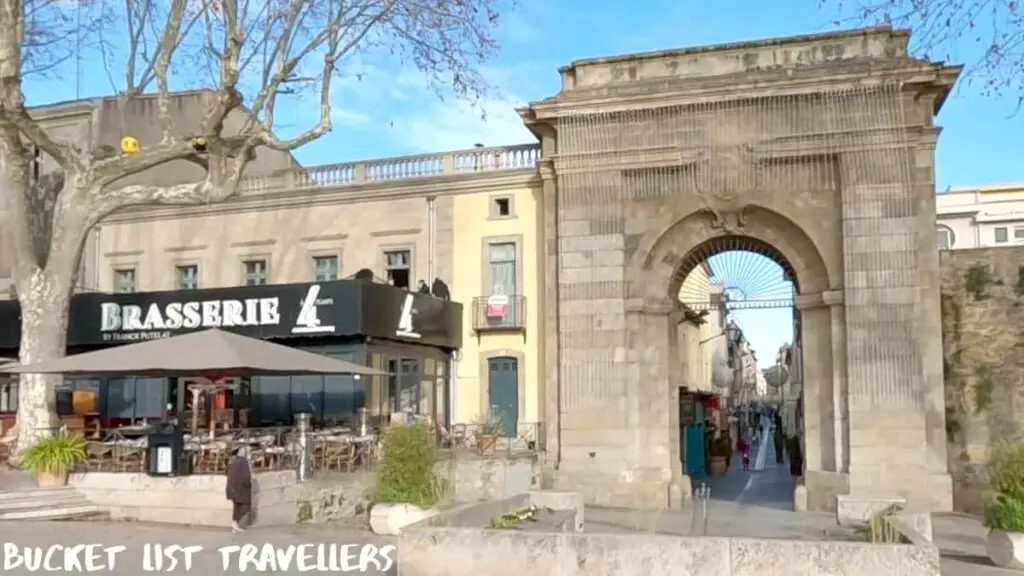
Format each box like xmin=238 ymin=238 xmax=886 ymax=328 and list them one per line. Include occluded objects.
xmin=677 ymin=237 xmax=795 ymax=312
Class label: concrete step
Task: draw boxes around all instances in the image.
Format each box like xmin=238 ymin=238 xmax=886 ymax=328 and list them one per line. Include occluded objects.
xmin=0 ymin=486 xmax=106 ymax=521
xmin=0 ymin=491 xmax=89 ymax=510
xmin=0 ymin=503 xmax=105 ymax=521
xmin=0 ymin=487 xmax=80 ymax=502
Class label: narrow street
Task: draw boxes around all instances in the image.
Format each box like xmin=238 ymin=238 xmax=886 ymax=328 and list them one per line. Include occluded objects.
xmin=701 ymin=422 xmax=794 ymax=512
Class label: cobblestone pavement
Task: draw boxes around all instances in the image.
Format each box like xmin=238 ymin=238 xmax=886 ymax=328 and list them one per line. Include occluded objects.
xmin=0 ymin=520 xmax=397 ymax=574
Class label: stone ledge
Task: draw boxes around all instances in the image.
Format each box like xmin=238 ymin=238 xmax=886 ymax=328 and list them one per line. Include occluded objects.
xmin=69 ymin=471 xmax=297 ymax=527
xmin=400 ymin=517 xmax=939 ymax=576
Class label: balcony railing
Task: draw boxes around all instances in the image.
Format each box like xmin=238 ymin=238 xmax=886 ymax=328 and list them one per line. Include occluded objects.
xmin=235 ymin=143 xmax=541 ymax=195
xmin=471 ymin=295 xmax=526 ymax=333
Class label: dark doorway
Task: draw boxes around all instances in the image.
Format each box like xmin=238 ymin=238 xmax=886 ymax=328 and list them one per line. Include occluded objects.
xmin=487 ymin=356 xmax=519 ymax=437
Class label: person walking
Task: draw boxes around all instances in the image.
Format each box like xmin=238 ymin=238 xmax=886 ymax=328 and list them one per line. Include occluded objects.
xmin=225 ymin=446 xmax=254 ymax=533
xmin=737 ymin=436 xmax=751 ymax=472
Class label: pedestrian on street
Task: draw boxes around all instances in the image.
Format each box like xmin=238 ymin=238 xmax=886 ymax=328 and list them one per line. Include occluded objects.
xmin=737 ymin=436 xmax=751 ymax=472
xmin=225 ymin=445 xmax=254 ymax=533
xmin=773 ymin=422 xmax=785 ymax=464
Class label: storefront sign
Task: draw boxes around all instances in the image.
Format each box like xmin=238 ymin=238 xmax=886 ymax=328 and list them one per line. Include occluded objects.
xmin=100 ymin=297 xmax=281 ymax=341
xmin=0 ymin=279 xmax=463 ymax=350
xmin=395 ymin=293 xmax=421 ymax=339
xmin=291 ymin=284 xmax=335 ymax=335
xmin=679 ymin=392 xmax=696 ymax=426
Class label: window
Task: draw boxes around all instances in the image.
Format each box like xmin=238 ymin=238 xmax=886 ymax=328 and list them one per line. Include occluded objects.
xmin=313 ymin=255 xmax=339 ymax=282
xmin=490 ymin=195 xmax=514 ymax=219
xmin=243 ymin=259 xmax=268 ymax=286
xmin=487 ymin=243 xmax=517 ymax=296
xmin=936 ymin=226 xmax=954 ymax=250
xmin=995 ymin=227 xmax=1009 ymax=244
xmin=113 ymin=268 xmax=136 ymax=293
xmin=175 ymin=264 xmax=199 ymax=290
xmin=1015 ymin=227 xmax=1024 ymax=242
xmin=384 ymin=249 xmax=411 ymax=289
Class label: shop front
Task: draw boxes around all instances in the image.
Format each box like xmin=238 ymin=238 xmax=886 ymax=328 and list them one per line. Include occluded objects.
xmin=0 ymin=281 xmax=462 ymax=430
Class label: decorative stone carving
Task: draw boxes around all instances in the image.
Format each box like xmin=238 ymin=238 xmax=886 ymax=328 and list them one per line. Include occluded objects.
xmin=685 ymin=144 xmax=760 ymax=235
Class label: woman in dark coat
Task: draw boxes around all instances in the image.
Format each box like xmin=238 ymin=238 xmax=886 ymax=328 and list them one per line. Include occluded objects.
xmin=225 ymin=446 xmax=253 ymax=533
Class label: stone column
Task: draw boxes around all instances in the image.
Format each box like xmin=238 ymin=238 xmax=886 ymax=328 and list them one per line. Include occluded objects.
xmin=838 ymin=148 xmax=953 ymax=510
xmin=911 ymin=132 xmax=951 ymax=475
xmin=794 ymin=293 xmax=842 ymax=510
xmin=625 ymin=297 xmax=685 ymax=509
xmin=537 ymin=155 xmax=560 ymax=477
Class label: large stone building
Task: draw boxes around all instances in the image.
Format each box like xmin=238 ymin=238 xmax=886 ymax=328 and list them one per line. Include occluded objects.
xmin=10 ymin=25 xmax=965 ymax=513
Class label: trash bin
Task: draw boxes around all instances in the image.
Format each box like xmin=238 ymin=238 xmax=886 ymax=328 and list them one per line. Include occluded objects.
xmin=146 ymin=422 xmax=191 ymax=477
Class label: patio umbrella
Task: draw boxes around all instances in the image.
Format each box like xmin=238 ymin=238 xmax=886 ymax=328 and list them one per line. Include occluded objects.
xmin=0 ymin=328 xmax=389 ymax=377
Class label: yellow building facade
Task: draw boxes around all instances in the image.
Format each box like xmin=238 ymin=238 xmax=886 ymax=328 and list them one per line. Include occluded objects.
xmin=90 ymin=143 xmax=543 ymax=434
xmin=449 ymin=187 xmax=544 ymax=438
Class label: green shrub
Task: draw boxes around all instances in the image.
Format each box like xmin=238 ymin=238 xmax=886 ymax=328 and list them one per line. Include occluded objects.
xmin=375 ymin=423 xmax=445 ymax=508
xmin=983 ymin=443 xmax=1024 ymax=532
xmin=985 ymin=494 xmax=1024 ymax=532
xmin=20 ymin=431 xmax=86 ymax=475
xmin=988 ymin=443 xmax=1024 ymax=500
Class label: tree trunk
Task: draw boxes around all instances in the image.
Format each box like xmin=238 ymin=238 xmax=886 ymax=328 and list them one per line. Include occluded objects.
xmin=14 ymin=268 xmax=72 ymax=454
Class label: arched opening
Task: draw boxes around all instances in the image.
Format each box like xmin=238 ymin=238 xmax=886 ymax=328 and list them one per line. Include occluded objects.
xmin=621 ymin=205 xmax=834 ymax=511
xmin=672 ymin=234 xmax=803 ymax=509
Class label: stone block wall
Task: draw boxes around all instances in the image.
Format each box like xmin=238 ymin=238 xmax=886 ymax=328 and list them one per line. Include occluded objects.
xmin=940 ymin=247 xmax=1024 ymax=513
xmin=70 ymin=470 xmax=296 ymax=526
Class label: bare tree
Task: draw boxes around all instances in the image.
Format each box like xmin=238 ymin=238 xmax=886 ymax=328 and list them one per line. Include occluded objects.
xmin=826 ymin=0 xmax=1023 ymax=100
xmin=0 ymin=0 xmax=503 ymax=452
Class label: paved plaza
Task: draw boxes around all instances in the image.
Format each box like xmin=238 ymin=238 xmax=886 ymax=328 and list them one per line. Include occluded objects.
xmin=0 ymin=430 xmax=1013 ymax=574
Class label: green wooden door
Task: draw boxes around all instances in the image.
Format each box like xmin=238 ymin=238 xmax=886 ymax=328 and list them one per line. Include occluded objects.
xmin=487 ymin=357 xmax=519 ymax=437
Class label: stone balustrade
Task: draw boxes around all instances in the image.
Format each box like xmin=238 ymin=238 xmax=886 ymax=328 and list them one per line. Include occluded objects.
xmin=236 ymin=143 xmax=541 ymax=195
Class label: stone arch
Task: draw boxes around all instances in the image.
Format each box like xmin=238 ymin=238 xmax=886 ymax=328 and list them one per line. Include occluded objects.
xmin=622 ymin=203 xmax=840 ymax=508
xmin=628 ymin=205 xmax=834 ymax=305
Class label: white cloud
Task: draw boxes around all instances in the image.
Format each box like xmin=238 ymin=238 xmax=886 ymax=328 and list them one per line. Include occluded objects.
xmin=331 ymin=108 xmax=371 ymax=126
xmin=392 ymin=96 xmax=535 ymax=152
xmin=325 ymin=56 xmax=547 ymax=152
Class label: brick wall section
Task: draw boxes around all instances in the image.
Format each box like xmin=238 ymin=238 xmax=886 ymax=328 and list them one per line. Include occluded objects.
xmin=940 ymin=247 xmax=1024 ymax=513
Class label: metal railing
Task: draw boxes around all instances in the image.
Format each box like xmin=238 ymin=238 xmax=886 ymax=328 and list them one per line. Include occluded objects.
xmin=440 ymin=421 xmax=544 ymax=458
xmin=471 ymin=295 xmax=527 ymax=332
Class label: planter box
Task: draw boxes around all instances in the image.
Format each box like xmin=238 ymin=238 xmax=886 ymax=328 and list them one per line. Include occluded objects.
xmin=987 ymin=529 xmax=1024 ymax=570
xmin=369 ymin=503 xmax=437 ymax=536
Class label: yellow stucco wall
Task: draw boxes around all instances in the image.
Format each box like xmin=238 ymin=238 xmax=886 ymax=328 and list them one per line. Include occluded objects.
xmin=677 ymin=264 xmax=727 ymax=393
xmin=450 ymin=185 xmax=543 ymax=427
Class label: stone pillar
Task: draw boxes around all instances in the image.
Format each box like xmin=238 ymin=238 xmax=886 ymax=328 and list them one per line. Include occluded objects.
xmin=795 ymin=292 xmax=845 ymax=510
xmin=625 ymin=298 xmax=685 ymax=509
xmin=537 ymin=155 xmax=560 ymax=475
xmin=838 ymin=148 xmax=953 ymax=511
xmin=911 ymin=133 xmax=951 ymax=476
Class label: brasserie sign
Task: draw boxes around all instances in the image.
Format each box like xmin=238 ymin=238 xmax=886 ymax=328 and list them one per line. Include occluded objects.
xmin=100 ymin=297 xmax=281 ymax=342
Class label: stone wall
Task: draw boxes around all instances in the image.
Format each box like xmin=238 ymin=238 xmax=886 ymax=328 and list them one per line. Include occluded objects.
xmin=70 ymin=470 xmax=296 ymax=526
xmin=940 ymin=247 xmax=1024 ymax=513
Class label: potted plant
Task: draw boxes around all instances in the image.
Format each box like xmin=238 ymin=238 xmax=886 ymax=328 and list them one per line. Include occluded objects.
xmin=20 ymin=430 xmax=87 ymax=488
xmin=369 ymin=422 xmax=448 ymax=535
xmin=985 ymin=443 xmax=1024 ymax=569
xmin=474 ymin=413 xmax=502 ymax=456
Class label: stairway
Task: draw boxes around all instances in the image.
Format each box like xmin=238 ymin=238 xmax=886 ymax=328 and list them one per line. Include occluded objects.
xmin=0 ymin=487 xmax=106 ymax=521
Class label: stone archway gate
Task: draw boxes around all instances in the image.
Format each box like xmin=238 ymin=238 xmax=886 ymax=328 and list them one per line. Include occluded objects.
xmin=520 ymin=27 xmax=960 ymax=512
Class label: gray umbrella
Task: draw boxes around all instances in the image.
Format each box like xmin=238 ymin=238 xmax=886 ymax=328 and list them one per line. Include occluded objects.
xmin=0 ymin=328 xmax=388 ymax=377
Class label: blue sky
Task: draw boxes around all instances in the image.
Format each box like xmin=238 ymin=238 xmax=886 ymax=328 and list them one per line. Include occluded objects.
xmin=23 ymin=0 xmax=1023 ymax=372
